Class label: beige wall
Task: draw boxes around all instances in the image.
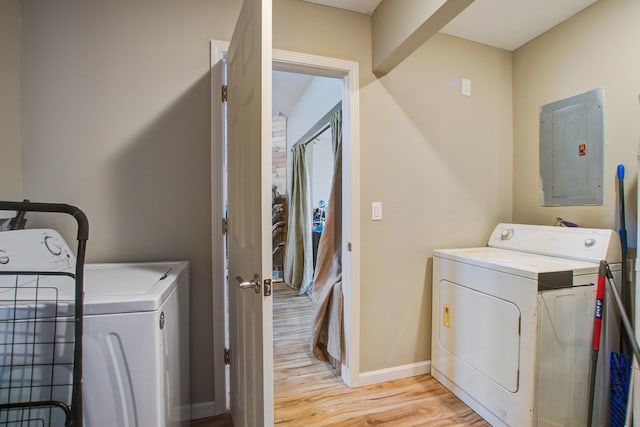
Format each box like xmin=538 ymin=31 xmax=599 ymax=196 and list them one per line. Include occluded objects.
xmin=360 ymin=34 xmax=512 ymax=369
xmin=0 ymin=0 xmax=22 ymax=201
xmin=20 ymin=0 xmax=241 ymax=407
xmin=513 ymin=0 xmax=640 ymax=242
xmin=275 ymin=0 xmax=513 ymax=371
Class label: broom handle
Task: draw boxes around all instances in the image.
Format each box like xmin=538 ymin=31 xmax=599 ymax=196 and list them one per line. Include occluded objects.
xmin=617 ymin=165 xmax=632 ymax=355
xmin=624 ymin=370 xmax=633 ymax=427
xmin=605 ymin=264 xmax=640 ymax=362
xmin=588 ymin=261 xmax=607 ymax=427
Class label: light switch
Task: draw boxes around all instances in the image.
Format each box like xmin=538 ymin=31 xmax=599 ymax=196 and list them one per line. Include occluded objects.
xmin=462 ymin=78 xmax=471 ymax=96
xmin=371 ymin=202 xmax=382 ymax=221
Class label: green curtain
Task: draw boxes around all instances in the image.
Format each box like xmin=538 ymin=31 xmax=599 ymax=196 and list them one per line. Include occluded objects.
xmin=283 ymin=143 xmax=314 ymax=291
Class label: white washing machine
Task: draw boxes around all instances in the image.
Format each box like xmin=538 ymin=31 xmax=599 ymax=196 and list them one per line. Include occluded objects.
xmin=0 ymin=229 xmax=190 ymax=426
xmin=431 ymin=223 xmax=622 ymax=427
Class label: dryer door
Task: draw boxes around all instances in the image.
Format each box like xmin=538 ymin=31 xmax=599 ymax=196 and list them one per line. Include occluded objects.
xmin=438 ymin=280 xmax=521 ymax=392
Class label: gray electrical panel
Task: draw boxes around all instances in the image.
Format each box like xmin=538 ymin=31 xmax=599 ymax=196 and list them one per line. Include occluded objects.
xmin=539 ymin=88 xmax=604 ymax=206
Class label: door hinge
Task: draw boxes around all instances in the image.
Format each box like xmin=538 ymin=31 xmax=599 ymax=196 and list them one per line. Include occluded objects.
xmin=347 ymin=242 xmax=352 ymax=252
xmin=264 ymin=279 xmax=272 ymax=297
xmin=224 ymin=348 xmax=230 ymax=365
xmin=222 ymin=218 xmax=228 ymax=235
xmin=221 ymin=85 xmax=228 ymax=102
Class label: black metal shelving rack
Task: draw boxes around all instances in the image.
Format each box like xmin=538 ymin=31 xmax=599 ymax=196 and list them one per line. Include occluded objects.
xmin=0 ymin=202 xmax=88 ymax=427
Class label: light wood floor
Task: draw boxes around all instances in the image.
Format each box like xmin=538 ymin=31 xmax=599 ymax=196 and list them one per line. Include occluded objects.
xmin=194 ymin=283 xmax=488 ymax=426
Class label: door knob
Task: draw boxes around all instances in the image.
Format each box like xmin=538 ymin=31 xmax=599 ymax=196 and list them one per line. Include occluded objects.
xmin=236 ymin=274 xmax=261 ymax=294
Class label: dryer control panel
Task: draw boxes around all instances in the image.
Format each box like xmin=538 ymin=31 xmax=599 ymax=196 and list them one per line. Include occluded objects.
xmin=489 ymin=223 xmax=621 ymax=264
xmin=0 ymin=229 xmax=75 ymax=272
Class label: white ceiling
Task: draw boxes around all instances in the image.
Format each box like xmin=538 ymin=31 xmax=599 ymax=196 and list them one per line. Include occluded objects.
xmin=440 ymin=0 xmax=598 ymax=50
xmin=273 ymin=70 xmax=314 ymax=115
xmin=304 ymin=0 xmax=598 ymax=51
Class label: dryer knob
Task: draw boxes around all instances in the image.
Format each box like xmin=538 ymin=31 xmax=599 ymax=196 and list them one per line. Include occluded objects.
xmin=584 ymin=238 xmax=596 ymax=247
xmin=0 ymin=250 xmax=9 ymax=265
xmin=44 ymin=236 xmax=63 ymax=256
xmin=500 ymin=229 xmax=514 ymax=240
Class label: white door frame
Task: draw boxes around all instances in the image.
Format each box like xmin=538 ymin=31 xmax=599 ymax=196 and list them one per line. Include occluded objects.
xmin=210 ymin=48 xmax=228 ymax=417
xmin=211 ymin=40 xmax=361 ymax=416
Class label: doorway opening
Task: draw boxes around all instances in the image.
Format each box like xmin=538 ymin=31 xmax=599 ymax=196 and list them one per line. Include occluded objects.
xmin=271 ymin=70 xmax=343 ymax=386
xmin=210 ymin=41 xmax=361 ymax=418
xmin=271 ymin=70 xmax=341 ymax=292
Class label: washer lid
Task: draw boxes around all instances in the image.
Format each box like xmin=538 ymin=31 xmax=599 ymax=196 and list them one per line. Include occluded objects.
xmin=434 ymin=247 xmax=599 ymax=279
xmin=83 ymin=262 xmax=187 ymax=315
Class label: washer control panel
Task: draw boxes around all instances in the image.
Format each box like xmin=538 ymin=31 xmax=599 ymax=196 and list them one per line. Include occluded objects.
xmin=0 ymin=229 xmax=75 ymax=272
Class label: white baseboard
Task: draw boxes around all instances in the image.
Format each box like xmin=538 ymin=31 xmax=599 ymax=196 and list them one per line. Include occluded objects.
xmin=190 ymin=401 xmax=217 ymax=420
xmin=351 ymin=360 xmax=431 ymax=387
xmin=341 ymin=363 xmax=351 ymax=386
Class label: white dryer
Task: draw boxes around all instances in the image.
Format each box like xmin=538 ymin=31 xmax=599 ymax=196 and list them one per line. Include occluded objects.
xmin=0 ymin=229 xmax=190 ymax=426
xmin=431 ymin=223 xmax=622 ymax=427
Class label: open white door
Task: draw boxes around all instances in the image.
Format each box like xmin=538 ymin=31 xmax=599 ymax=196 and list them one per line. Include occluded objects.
xmin=227 ymin=0 xmax=273 ymax=426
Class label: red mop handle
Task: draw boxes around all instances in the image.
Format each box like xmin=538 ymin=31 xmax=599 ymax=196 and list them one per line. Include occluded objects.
xmin=592 ymin=261 xmax=607 ymax=350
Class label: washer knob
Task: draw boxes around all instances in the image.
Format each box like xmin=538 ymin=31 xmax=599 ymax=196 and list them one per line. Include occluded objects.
xmin=584 ymin=238 xmax=596 ymax=247
xmin=44 ymin=236 xmax=63 ymax=256
xmin=0 ymin=250 xmax=9 ymax=265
